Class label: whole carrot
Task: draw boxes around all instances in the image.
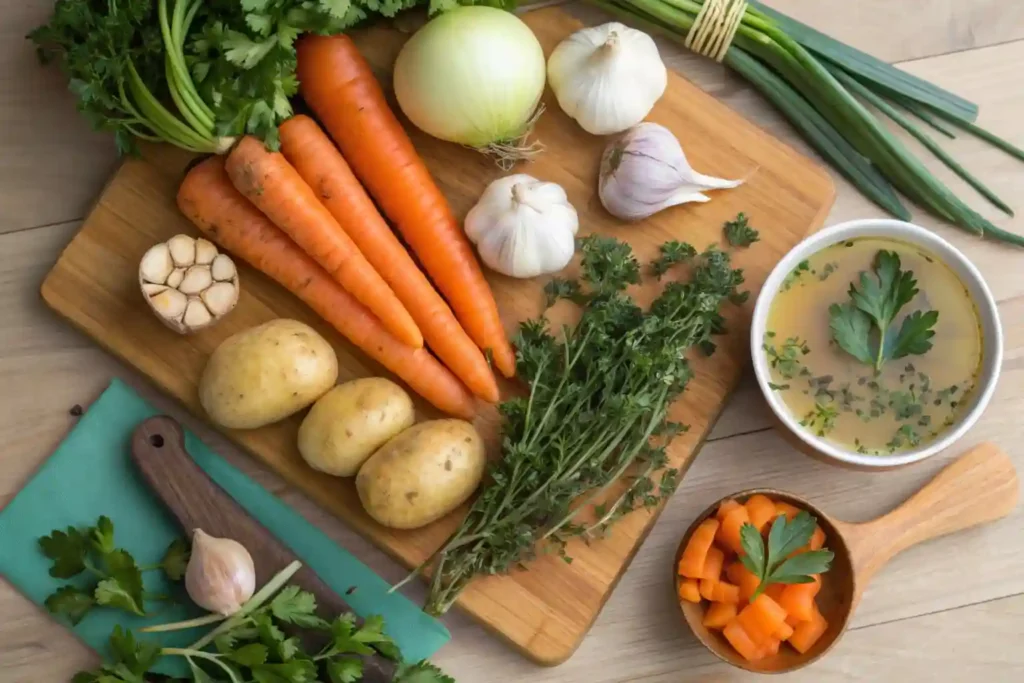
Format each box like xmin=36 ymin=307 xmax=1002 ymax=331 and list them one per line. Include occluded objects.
xmin=296 ymin=35 xmax=516 ymax=378
xmin=225 ymin=135 xmax=423 ymax=349
xmin=178 ymin=157 xmax=476 ymax=419
xmin=279 ymin=115 xmax=500 ymax=403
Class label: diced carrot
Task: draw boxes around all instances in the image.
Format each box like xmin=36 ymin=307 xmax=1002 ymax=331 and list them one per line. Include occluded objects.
xmin=736 ymin=594 xmax=789 ymax=644
xmin=678 ymin=518 xmax=720 ymax=579
xmin=744 ymin=494 xmax=778 ymax=533
xmin=789 ymin=604 xmax=828 ymax=654
xmin=717 ymin=505 xmax=751 ymax=554
xmin=775 ymin=501 xmax=801 ymax=521
xmin=786 ymin=613 xmax=806 ymax=628
xmin=699 ymin=578 xmax=719 ymax=601
xmin=701 ymin=546 xmax=725 ymax=581
xmin=723 ymin=619 xmax=763 ymax=662
xmin=809 ymin=526 xmax=826 ymax=551
xmin=777 ymin=576 xmax=822 ymax=622
xmin=765 ymin=583 xmax=785 ymax=602
xmin=712 ymin=581 xmax=741 ymax=604
xmin=775 ymin=620 xmax=795 ymax=641
xmin=726 ymin=561 xmax=762 ymax=602
xmin=678 ymin=579 xmax=701 ymax=603
xmin=703 ymin=602 xmax=737 ymax=629
xmin=759 ymin=636 xmax=781 ymax=657
xmin=716 ymin=499 xmax=742 ymax=521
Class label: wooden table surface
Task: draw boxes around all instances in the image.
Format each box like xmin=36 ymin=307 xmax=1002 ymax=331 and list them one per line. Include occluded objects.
xmin=2 ymin=1 xmax=1022 ymax=681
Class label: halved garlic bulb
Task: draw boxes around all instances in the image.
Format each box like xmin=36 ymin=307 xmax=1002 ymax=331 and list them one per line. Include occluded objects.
xmin=139 ymin=235 xmax=239 ymax=334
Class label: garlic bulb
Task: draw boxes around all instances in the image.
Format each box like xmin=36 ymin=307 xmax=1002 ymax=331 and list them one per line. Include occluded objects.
xmin=599 ymin=122 xmax=743 ymax=221
xmin=185 ymin=529 xmax=256 ymax=616
xmin=547 ymin=23 xmax=667 ymax=136
xmin=139 ymin=234 xmax=239 ymax=334
xmin=465 ymin=174 xmax=579 ymax=279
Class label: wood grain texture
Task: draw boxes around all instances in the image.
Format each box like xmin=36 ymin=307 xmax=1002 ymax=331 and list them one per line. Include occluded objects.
xmin=37 ymin=8 xmax=834 ymax=664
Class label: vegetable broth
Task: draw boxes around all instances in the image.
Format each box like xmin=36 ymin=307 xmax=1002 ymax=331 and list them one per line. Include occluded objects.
xmin=765 ymin=238 xmax=982 ymax=455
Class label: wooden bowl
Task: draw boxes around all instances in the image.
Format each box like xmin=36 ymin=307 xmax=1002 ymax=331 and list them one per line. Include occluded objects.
xmin=673 ymin=443 xmax=1018 ymax=674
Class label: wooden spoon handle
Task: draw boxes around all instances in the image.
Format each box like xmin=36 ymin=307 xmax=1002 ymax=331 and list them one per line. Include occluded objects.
xmin=130 ymin=416 xmax=397 ymax=683
xmin=838 ymin=442 xmax=1018 ymax=595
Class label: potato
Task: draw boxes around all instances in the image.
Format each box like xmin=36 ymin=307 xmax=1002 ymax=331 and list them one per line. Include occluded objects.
xmin=356 ymin=419 xmax=485 ymax=530
xmin=298 ymin=378 xmax=415 ymax=477
xmin=199 ymin=319 xmax=338 ymax=429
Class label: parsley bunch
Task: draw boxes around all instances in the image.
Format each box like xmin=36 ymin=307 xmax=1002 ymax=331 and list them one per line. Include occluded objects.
xmin=739 ymin=511 xmax=834 ymax=600
xmin=828 ymin=250 xmax=938 ymax=372
xmin=404 ymin=236 xmax=747 ymax=615
xmin=40 ymin=516 xmax=188 ymax=625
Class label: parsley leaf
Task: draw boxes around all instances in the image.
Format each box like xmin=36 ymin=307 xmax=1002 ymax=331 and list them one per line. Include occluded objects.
xmin=740 ymin=510 xmax=834 ymax=600
xmin=45 ymin=585 xmax=96 ymax=626
xmin=724 ymin=212 xmax=759 ymax=247
xmin=228 ymin=643 xmax=269 ymax=667
xmin=395 ymin=661 xmax=457 ymax=683
xmin=327 ymin=657 xmax=363 ymax=683
xmin=108 ymin=626 xmax=161 ymax=676
xmin=160 ymin=538 xmax=190 ymax=582
xmin=94 ymin=550 xmax=145 ymax=615
xmin=270 ymin=586 xmax=327 ymax=628
xmin=829 ymin=250 xmax=938 ymax=371
xmin=650 ymin=240 xmax=697 ymax=278
xmin=39 ymin=526 xmax=90 ymax=578
xmin=90 ymin=516 xmax=116 ymax=555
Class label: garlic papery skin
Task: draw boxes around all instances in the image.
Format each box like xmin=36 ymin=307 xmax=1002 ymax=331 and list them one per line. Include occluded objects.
xmin=599 ymin=122 xmax=743 ymax=221
xmin=139 ymin=235 xmax=239 ymax=334
xmin=185 ymin=529 xmax=256 ymax=617
xmin=547 ymin=23 xmax=667 ymax=136
xmin=465 ymin=174 xmax=579 ymax=279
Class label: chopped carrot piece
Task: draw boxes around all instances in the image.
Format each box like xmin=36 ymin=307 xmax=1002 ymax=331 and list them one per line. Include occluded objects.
xmin=716 ymin=499 xmax=742 ymax=521
xmin=726 ymin=561 xmax=761 ymax=602
xmin=785 ymin=613 xmax=805 ymax=628
xmin=765 ymin=583 xmax=785 ymax=602
xmin=712 ymin=581 xmax=741 ymax=604
xmin=777 ymin=576 xmax=822 ymax=622
xmin=678 ymin=518 xmax=720 ymax=579
xmin=737 ymin=594 xmax=789 ymax=644
xmin=678 ymin=578 xmax=701 ymax=603
xmin=759 ymin=636 xmax=781 ymax=657
xmin=744 ymin=494 xmax=778 ymax=533
xmin=789 ymin=604 xmax=828 ymax=654
xmin=701 ymin=546 xmax=725 ymax=581
xmin=703 ymin=602 xmax=737 ymax=629
xmin=809 ymin=525 xmax=826 ymax=551
xmin=774 ymin=620 xmax=795 ymax=641
xmin=775 ymin=501 xmax=801 ymax=521
xmin=699 ymin=578 xmax=719 ymax=601
xmin=717 ymin=505 xmax=751 ymax=554
xmin=723 ymin=619 xmax=763 ymax=662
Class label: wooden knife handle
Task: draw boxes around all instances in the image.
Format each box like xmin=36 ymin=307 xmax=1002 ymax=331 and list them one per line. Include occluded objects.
xmin=130 ymin=415 xmax=397 ymax=682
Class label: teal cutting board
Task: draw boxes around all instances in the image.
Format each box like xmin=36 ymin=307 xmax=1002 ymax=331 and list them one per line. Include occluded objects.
xmin=0 ymin=379 xmax=449 ymax=676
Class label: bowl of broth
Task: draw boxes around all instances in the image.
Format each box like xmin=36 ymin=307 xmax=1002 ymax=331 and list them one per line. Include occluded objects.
xmin=751 ymin=219 xmax=1002 ymax=469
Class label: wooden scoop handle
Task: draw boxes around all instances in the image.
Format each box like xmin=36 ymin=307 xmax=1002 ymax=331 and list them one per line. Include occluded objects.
xmin=130 ymin=415 xmax=396 ymax=683
xmin=837 ymin=442 xmax=1018 ymax=602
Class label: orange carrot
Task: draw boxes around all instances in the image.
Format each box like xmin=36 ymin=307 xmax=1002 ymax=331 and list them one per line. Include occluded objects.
xmin=178 ymin=157 xmax=475 ymax=419
xmin=758 ymin=636 xmax=781 ymax=658
xmin=278 ymin=115 xmax=500 ymax=403
xmin=711 ymin=581 xmax=741 ymax=604
xmin=736 ymin=594 xmax=788 ymax=644
xmin=224 ymin=136 xmax=422 ymax=349
xmin=716 ymin=499 xmax=742 ymax=521
xmin=785 ymin=613 xmax=805 ymax=628
xmin=745 ymin=494 xmax=778 ymax=533
xmin=296 ymin=35 xmax=516 ymax=377
xmin=723 ymin=620 xmax=762 ymax=662
xmin=703 ymin=602 xmax=737 ymax=630
xmin=774 ymin=620 xmax=795 ymax=642
xmin=678 ymin=518 xmax=720 ymax=579
xmin=678 ymin=579 xmax=701 ymax=603
xmin=699 ymin=578 xmax=719 ymax=602
xmin=777 ymin=576 xmax=822 ymax=622
xmin=701 ymin=546 xmax=725 ymax=581
xmin=809 ymin=525 xmax=826 ymax=551
xmin=775 ymin=501 xmax=802 ymax=521
xmin=765 ymin=583 xmax=786 ymax=602
xmin=717 ymin=505 xmax=751 ymax=554
xmin=789 ymin=604 xmax=828 ymax=654
xmin=726 ymin=561 xmax=761 ymax=602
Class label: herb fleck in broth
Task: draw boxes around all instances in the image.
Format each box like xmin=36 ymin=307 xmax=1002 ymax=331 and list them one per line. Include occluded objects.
xmin=765 ymin=238 xmax=982 ymax=455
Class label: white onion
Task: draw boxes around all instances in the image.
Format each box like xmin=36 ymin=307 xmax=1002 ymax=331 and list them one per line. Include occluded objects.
xmin=393 ymin=6 xmax=546 ymax=164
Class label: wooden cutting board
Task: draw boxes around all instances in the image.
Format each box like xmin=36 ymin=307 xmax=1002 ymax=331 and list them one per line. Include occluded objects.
xmin=40 ymin=8 xmax=834 ymax=665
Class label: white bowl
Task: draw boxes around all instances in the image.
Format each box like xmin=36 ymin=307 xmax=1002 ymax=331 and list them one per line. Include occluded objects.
xmin=751 ymin=218 xmax=1003 ymax=469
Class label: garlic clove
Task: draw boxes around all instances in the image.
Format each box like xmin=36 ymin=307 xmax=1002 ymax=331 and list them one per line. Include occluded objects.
xmin=211 ymin=254 xmax=236 ymax=282
xmin=168 ymin=233 xmax=197 ymax=267
xmin=139 ymin=235 xmax=240 ymax=334
xmin=139 ymin=243 xmax=174 ymax=284
xmin=179 ymin=265 xmax=213 ymax=295
xmin=202 ymin=282 xmax=239 ymax=317
xmin=185 ymin=529 xmax=256 ymax=617
xmin=195 ymin=238 xmax=218 ymax=265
